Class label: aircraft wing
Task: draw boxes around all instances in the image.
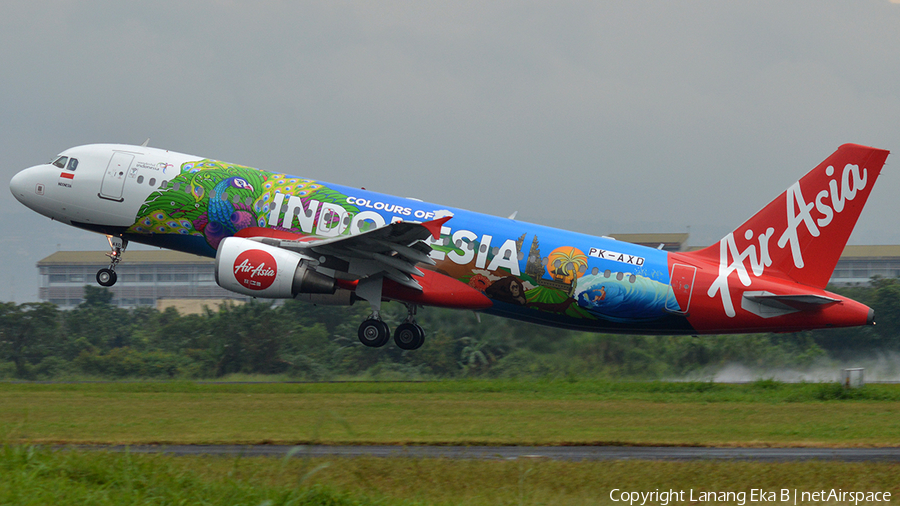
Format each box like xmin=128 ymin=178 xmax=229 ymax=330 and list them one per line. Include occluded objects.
xmin=234 ymin=216 xmax=451 ymax=291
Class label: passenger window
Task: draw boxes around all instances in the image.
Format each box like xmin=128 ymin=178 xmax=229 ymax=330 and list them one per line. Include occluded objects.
xmin=137 ymin=176 xmax=144 ymax=184
xmin=66 ymin=158 xmax=78 ymax=171
xmin=160 ymin=180 xmax=167 ymax=188
xmin=149 ymin=178 xmax=156 ymax=187
xmin=52 ymin=156 xmax=68 ymax=168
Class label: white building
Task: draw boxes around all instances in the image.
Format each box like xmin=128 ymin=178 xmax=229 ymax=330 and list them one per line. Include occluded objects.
xmin=829 ymin=246 xmax=900 ymax=286
xmin=37 ymin=250 xmax=250 ymax=309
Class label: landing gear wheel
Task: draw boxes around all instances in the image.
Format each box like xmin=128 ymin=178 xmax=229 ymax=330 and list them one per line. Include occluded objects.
xmin=358 ymin=319 xmax=390 ymax=348
xmin=97 ymin=236 xmax=127 ymax=288
xmin=96 ymin=268 xmax=117 ymax=287
xmin=394 ymin=322 xmax=425 ymax=350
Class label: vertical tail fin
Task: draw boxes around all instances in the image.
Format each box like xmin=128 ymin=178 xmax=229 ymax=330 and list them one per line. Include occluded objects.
xmin=691 ymin=144 xmax=889 ymax=289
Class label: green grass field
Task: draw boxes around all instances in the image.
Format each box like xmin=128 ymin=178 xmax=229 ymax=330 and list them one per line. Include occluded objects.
xmin=2 ymin=380 xmax=899 ymax=447
xmin=2 ymin=380 xmax=899 ymax=505
xmin=1 ymin=445 xmax=898 ymax=505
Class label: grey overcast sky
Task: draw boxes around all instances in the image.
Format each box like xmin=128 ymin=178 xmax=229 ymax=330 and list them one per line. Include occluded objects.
xmin=3 ymin=1 xmax=900 ymax=303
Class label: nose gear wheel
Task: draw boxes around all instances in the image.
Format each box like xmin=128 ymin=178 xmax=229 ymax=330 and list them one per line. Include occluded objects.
xmin=96 ymin=268 xmax=117 ymax=287
xmin=96 ymin=235 xmax=127 ymax=287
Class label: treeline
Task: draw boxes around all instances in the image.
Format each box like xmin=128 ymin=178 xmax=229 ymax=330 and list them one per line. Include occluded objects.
xmin=2 ymin=281 xmax=899 ymax=380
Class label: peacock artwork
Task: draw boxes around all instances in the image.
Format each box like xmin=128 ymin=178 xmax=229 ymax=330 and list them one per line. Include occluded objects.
xmin=128 ymin=160 xmax=358 ymax=253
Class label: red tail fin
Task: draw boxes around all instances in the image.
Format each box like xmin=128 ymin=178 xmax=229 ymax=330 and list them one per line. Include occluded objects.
xmin=691 ymin=144 xmax=889 ymax=289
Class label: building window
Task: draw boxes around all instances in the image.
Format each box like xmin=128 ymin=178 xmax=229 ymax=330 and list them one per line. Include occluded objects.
xmin=49 ymin=274 xmax=67 ymax=283
xmin=139 ymin=273 xmax=154 ymax=282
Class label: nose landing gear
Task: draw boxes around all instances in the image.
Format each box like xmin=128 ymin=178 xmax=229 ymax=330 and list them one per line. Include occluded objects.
xmin=96 ymin=236 xmax=127 ymax=287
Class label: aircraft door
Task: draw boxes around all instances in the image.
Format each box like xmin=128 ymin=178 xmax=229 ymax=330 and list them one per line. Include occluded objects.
xmin=666 ymin=263 xmax=696 ymax=314
xmin=99 ymin=152 xmax=134 ymax=201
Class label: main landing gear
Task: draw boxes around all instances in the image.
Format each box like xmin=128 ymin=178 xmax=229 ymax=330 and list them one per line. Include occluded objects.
xmin=358 ymin=314 xmax=391 ymax=348
xmin=357 ymin=304 xmax=426 ymax=350
xmin=96 ymin=236 xmax=127 ymax=287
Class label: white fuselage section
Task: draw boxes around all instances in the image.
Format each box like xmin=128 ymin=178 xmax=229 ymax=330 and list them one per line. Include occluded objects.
xmin=10 ymin=144 xmax=196 ymax=230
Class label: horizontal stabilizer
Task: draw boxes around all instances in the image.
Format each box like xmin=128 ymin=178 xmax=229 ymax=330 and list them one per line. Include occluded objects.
xmin=741 ymin=291 xmax=840 ymax=319
xmin=745 ymin=293 xmax=840 ymax=309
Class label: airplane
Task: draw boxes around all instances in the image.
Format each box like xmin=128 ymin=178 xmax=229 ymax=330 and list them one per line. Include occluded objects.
xmin=9 ymin=142 xmax=889 ymax=350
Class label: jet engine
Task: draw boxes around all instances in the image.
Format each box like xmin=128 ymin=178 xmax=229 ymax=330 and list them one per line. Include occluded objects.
xmin=215 ymin=237 xmax=336 ymax=298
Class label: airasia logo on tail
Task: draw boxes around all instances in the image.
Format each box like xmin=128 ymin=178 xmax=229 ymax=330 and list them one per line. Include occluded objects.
xmin=708 ymin=163 xmax=868 ymax=317
xmin=233 ymin=250 xmax=277 ymax=290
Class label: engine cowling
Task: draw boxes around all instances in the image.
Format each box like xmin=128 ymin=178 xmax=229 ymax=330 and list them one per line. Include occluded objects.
xmin=215 ymin=237 xmax=336 ymax=298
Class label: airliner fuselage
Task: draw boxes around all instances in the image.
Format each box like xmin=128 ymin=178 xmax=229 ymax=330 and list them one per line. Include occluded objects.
xmin=10 ymin=143 xmax=888 ymax=349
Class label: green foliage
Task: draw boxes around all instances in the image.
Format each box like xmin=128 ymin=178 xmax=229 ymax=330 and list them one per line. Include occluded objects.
xmin=81 ymin=285 xmax=114 ymax=307
xmin=74 ymin=348 xmax=186 ymax=378
xmin=0 ymin=302 xmax=63 ymax=379
xmin=2 ymin=280 xmax=899 ymax=380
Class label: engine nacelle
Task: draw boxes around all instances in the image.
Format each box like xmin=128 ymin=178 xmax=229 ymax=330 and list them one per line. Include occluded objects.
xmin=215 ymin=237 xmax=336 ymax=298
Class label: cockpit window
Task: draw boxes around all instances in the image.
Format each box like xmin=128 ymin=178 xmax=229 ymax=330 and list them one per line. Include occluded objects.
xmin=51 ymin=156 xmax=68 ymax=168
xmin=66 ymin=158 xmax=78 ymax=171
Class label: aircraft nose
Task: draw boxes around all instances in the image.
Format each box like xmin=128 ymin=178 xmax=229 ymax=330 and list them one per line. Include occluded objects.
xmin=10 ymin=166 xmax=45 ymax=207
xmin=10 ymin=169 xmax=29 ymax=203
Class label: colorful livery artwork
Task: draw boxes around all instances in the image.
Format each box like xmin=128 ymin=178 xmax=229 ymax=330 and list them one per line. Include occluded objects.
xmin=11 ymin=143 xmax=889 ymax=349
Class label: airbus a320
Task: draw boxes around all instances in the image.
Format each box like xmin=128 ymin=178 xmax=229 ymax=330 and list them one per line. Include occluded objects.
xmin=10 ymin=143 xmax=889 ymax=350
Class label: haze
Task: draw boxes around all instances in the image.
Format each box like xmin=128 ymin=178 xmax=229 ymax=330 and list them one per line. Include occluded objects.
xmin=3 ymin=1 xmax=899 ymax=303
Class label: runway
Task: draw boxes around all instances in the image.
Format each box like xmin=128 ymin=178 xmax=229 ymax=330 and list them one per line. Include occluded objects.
xmin=65 ymin=444 xmax=900 ymax=462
